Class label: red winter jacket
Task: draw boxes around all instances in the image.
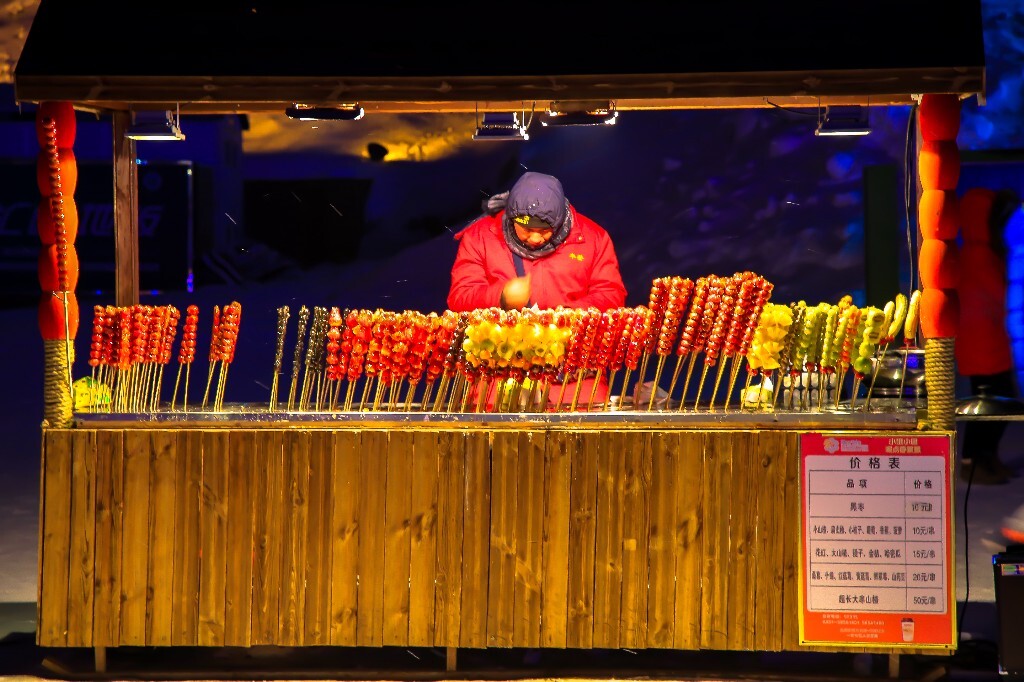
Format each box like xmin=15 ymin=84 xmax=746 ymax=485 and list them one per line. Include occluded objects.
xmin=956 ymin=243 xmax=1013 ymax=376
xmin=447 ymin=206 xmax=627 ymax=312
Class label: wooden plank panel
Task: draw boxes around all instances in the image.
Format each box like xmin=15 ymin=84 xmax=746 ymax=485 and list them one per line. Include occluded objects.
xmin=433 ymin=430 xmax=464 ymax=648
xmin=726 ymin=433 xmax=758 ymax=650
xmin=171 ymin=430 xmax=202 ymax=646
xmin=540 ymin=429 xmax=571 ymax=648
xmin=699 ymin=430 xmax=733 ymax=650
xmin=279 ymin=430 xmax=309 ymax=645
xmin=252 ymin=430 xmax=285 ymax=645
xmin=673 ymin=432 xmax=704 ymax=649
xmin=513 ymin=430 xmax=543 ymax=648
xmin=459 ymin=432 xmax=490 ymax=648
xmin=383 ymin=429 xmax=413 ymax=646
xmin=198 ymin=430 xmax=228 ymax=647
xmin=93 ymin=430 xmax=124 ymax=648
xmin=357 ymin=430 xmax=387 ymax=647
xmin=119 ymin=430 xmax=152 ymax=646
xmin=408 ymin=430 xmax=438 ymax=646
xmin=224 ymin=430 xmax=255 ymax=646
xmin=781 ymin=431 xmax=802 ymax=650
xmin=647 ymin=431 xmax=677 ymax=648
xmin=329 ymin=431 xmax=360 ymax=645
xmin=620 ymin=431 xmax=652 ymax=648
xmin=303 ymin=431 xmax=332 ymax=645
xmin=486 ymin=431 xmax=518 ymax=647
xmin=39 ymin=430 xmax=72 ymax=647
xmin=66 ymin=430 xmax=96 ymax=647
xmin=567 ymin=431 xmax=598 ymax=648
xmin=146 ymin=431 xmax=177 ymax=646
xmin=593 ymin=430 xmax=624 ymax=649
xmin=755 ymin=431 xmax=790 ymax=651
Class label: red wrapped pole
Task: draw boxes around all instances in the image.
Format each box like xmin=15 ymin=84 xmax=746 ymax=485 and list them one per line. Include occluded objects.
xmin=36 ymin=101 xmax=77 ymax=426
xmin=917 ymin=94 xmax=961 ymax=429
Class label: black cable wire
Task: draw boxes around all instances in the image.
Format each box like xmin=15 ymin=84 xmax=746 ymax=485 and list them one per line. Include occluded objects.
xmin=904 ymin=103 xmax=918 ymax=292
xmin=763 ymin=98 xmax=819 ymax=117
xmin=958 ymin=459 xmax=974 ymax=646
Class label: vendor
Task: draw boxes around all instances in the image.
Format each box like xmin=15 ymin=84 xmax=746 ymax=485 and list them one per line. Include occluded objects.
xmin=447 ymin=171 xmax=627 ymax=407
xmin=447 ymin=171 xmax=626 ymax=312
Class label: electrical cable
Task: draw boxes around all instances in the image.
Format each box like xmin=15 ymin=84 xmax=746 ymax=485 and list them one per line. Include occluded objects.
xmin=904 ymin=102 xmax=918 ymax=292
xmin=763 ymin=98 xmax=819 ymax=117
xmin=958 ymin=460 xmax=974 ymax=646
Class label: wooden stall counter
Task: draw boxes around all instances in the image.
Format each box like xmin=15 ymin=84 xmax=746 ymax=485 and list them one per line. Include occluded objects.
xmin=39 ymin=410 xmax=948 ymax=657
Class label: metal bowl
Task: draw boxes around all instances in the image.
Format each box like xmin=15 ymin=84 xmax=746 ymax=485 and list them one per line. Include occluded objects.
xmin=956 ymin=386 xmax=1024 ymax=416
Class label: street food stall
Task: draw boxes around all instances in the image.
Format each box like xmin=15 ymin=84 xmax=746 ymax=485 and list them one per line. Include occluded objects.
xmin=15 ymin=1 xmax=986 ymax=673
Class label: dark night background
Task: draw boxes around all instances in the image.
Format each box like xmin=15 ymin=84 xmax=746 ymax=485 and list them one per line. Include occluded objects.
xmin=0 ymin=0 xmax=1023 ymax=619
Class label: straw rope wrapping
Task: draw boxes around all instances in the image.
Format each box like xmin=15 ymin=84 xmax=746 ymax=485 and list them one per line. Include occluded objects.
xmin=923 ymin=337 xmax=955 ymax=431
xmin=43 ymin=339 xmax=74 ymax=427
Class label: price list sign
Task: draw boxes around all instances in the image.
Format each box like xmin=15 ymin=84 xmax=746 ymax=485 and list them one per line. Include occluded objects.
xmin=799 ymin=433 xmax=955 ymax=648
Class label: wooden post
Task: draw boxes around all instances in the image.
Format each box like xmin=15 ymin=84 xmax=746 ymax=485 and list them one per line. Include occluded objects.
xmin=95 ymin=646 xmax=106 ymax=673
xmin=445 ymin=647 xmax=457 ymax=672
xmin=112 ymin=111 xmax=139 ymax=306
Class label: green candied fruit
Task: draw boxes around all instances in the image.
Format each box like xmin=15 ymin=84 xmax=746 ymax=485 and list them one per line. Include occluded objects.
xmin=853 ymin=356 xmax=873 ymax=374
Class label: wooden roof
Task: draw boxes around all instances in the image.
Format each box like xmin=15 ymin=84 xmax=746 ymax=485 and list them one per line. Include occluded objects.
xmin=14 ymin=0 xmax=986 ymax=113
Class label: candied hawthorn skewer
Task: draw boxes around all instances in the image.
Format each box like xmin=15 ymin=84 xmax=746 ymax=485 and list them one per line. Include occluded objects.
xmin=619 ymin=306 xmax=654 ymax=409
xmin=704 ymin=274 xmax=741 ymax=410
xmin=721 ymin=273 xmax=759 ymax=409
xmin=325 ymin=307 xmax=344 ymax=410
xmin=287 ymin=306 xmax=310 ymax=411
xmin=202 ymin=305 xmax=221 ymax=409
xmin=172 ymin=305 xmax=199 ymax=410
xmin=89 ymin=305 xmax=104 ymax=388
xmin=635 ymin=277 xmax=670 ymax=402
xmin=648 ymin=277 xmax=694 ymax=410
xmin=670 ymin=277 xmax=709 ymax=408
xmin=585 ymin=309 xmax=620 ymax=410
xmin=270 ymin=305 xmax=290 ymax=411
xmin=214 ymin=302 xmax=242 ymax=411
xmin=690 ymin=275 xmax=725 ymax=410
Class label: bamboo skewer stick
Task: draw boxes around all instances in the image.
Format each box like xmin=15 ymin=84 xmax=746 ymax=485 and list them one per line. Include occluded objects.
xmin=708 ymin=359 xmax=728 ymax=411
xmin=647 ymin=356 xmax=667 ymax=410
xmin=665 ymin=356 xmax=684 ymax=407
xmin=617 ymin=369 xmax=633 ymax=410
xmin=202 ymin=361 xmax=217 ymax=409
xmin=359 ymin=376 xmax=374 ymax=411
xmin=678 ymin=353 xmax=699 ymax=412
xmin=834 ymin=367 xmax=849 ymax=409
xmin=634 ymin=353 xmax=652 ymax=410
xmin=343 ymin=381 xmax=356 ymax=412
xmin=606 ymin=370 xmax=619 ymax=411
xmin=864 ymin=342 xmax=890 ymax=411
xmin=693 ymin=364 xmax=711 ymax=411
xmin=587 ymin=374 xmax=601 ymax=411
xmin=555 ymin=377 xmax=570 ymax=412
xmin=569 ymin=369 xmax=587 ymax=412
xmin=445 ymin=375 xmax=462 ymax=413
xmin=754 ymin=370 xmax=770 ymax=411
xmin=724 ymin=358 xmax=743 ymax=411
xmin=850 ymin=375 xmax=864 ymax=411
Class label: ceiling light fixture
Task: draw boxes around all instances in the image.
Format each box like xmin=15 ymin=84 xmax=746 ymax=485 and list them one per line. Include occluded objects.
xmin=473 ymin=112 xmax=530 ymax=141
xmin=285 ymin=103 xmax=365 ymax=121
xmin=541 ymin=101 xmax=618 ymax=127
xmin=815 ymin=105 xmax=871 ymax=137
xmin=125 ymin=105 xmax=185 ymax=141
